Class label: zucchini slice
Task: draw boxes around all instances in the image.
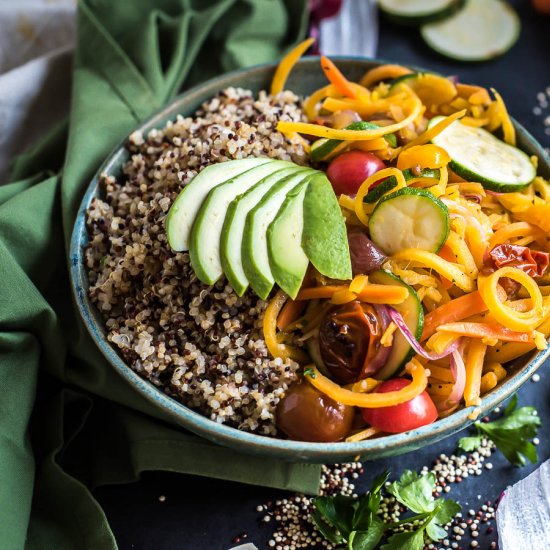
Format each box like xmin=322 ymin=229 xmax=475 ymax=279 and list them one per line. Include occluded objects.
xmin=369 ymin=270 xmax=423 ymax=379
xmin=364 ymin=168 xmax=440 ymax=203
xmin=429 ymin=117 xmax=536 ymax=192
xmin=369 ymin=187 xmax=450 ymax=255
xmin=378 ymin=0 xmax=465 ymax=25
xmin=421 ymin=0 xmax=520 ymax=62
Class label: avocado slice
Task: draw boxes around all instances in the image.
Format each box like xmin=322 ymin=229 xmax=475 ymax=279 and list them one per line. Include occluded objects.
xmin=220 ymin=165 xmax=307 ymax=296
xmin=166 ymin=157 xmax=273 ymax=252
xmin=267 ymin=182 xmax=310 ymax=299
xmin=189 ymin=160 xmax=293 ymax=285
xmin=242 ymin=170 xmax=313 ymax=299
xmin=302 ymin=172 xmax=352 ymax=281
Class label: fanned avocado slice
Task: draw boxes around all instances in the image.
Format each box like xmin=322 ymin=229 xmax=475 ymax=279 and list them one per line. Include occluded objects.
xmin=267 ymin=182 xmax=310 ymax=299
xmin=189 ymin=160 xmax=293 ymax=285
xmin=220 ymin=165 xmax=307 ymax=296
xmin=242 ymin=170 xmax=314 ymax=299
xmin=302 ymin=172 xmax=352 ymax=281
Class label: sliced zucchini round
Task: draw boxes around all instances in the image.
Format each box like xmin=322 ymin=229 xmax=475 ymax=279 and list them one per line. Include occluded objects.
xmin=369 ymin=270 xmax=423 ymax=379
xmin=421 ymin=0 xmax=520 ymax=62
xmin=429 ymin=117 xmax=536 ymax=192
xmin=369 ymin=187 xmax=450 ymax=255
xmin=379 ymin=0 xmax=465 ymax=25
xmin=364 ymin=168 xmax=440 ymax=203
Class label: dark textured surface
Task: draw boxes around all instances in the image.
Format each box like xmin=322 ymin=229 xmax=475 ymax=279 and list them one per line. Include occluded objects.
xmin=95 ymin=2 xmax=550 ymax=548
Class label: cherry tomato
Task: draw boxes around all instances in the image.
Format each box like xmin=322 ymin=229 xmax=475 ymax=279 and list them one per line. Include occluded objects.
xmin=276 ymin=381 xmax=355 ymax=442
xmin=361 ymin=378 xmax=438 ymax=433
xmin=326 ymin=151 xmax=386 ymax=195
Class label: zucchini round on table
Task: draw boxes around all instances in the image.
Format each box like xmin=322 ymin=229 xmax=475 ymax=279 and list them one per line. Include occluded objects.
xmin=429 ymin=117 xmax=536 ymax=192
xmin=378 ymin=0 xmax=466 ymax=25
xmin=368 ymin=187 xmax=450 ymax=255
xmin=420 ymin=0 xmax=520 ymax=62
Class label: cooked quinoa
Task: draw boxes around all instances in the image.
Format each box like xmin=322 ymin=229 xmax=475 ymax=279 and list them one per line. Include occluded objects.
xmin=85 ymin=87 xmax=310 ymax=435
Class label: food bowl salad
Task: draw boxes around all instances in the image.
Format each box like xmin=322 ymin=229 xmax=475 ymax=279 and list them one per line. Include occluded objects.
xmin=85 ymin=39 xmax=550 ymax=446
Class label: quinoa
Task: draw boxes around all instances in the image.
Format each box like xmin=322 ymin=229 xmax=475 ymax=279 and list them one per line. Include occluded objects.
xmin=85 ymin=87 xmax=310 ymax=435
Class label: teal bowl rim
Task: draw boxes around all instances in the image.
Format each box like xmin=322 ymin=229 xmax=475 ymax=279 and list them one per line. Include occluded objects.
xmin=69 ymin=57 xmax=550 ymax=462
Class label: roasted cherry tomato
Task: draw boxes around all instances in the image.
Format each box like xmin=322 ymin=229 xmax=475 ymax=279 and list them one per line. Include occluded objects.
xmin=327 ymin=151 xmax=385 ymax=195
xmin=318 ymin=301 xmax=389 ymax=384
xmin=361 ymin=378 xmax=438 ymax=433
xmin=276 ymin=381 xmax=354 ymax=442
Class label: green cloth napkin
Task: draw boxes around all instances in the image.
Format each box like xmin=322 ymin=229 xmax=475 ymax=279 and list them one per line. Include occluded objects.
xmin=0 ymin=1 xmax=320 ymax=548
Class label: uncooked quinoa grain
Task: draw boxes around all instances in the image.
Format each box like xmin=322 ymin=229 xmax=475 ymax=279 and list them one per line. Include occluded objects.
xmin=85 ymin=87 xmax=310 ymax=435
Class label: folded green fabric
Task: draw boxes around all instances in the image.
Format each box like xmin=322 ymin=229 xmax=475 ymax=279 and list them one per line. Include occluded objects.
xmin=0 ymin=1 xmax=318 ymax=548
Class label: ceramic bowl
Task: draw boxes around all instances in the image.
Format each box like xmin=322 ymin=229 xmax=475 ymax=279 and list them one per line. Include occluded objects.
xmin=70 ymin=57 xmax=550 ymax=463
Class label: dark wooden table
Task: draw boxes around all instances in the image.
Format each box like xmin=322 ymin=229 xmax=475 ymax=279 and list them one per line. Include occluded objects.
xmin=95 ymin=2 xmax=550 ymax=548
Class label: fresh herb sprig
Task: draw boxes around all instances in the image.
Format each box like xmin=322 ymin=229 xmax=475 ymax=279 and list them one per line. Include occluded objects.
xmin=311 ymin=470 xmax=460 ymax=550
xmin=458 ymin=395 xmax=541 ymax=466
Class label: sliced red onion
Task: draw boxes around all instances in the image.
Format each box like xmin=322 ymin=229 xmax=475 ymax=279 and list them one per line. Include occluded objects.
xmin=388 ymin=307 xmax=461 ymax=360
xmin=361 ymin=304 xmax=392 ymax=377
xmin=486 ymin=190 xmax=505 ymax=196
xmin=464 ymin=193 xmax=482 ymax=204
xmin=447 ymin=349 xmax=467 ymax=404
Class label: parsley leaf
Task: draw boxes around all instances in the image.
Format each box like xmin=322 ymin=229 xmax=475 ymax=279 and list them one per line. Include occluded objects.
xmin=311 ymin=469 xmax=459 ymax=549
xmin=456 ymin=435 xmax=483 ymax=452
xmin=349 ymin=518 xmax=385 ymax=550
xmin=426 ymin=499 xmax=461 ymax=542
xmin=458 ymin=394 xmax=541 ymax=466
xmin=310 ymin=508 xmax=344 ymax=545
xmin=389 ymin=470 xmax=460 ymax=543
xmin=381 ymin=529 xmax=425 ymax=550
xmin=388 ymin=470 xmax=436 ymax=514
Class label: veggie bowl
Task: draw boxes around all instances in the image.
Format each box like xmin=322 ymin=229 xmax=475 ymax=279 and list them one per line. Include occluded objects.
xmin=70 ymin=46 xmax=550 ymax=462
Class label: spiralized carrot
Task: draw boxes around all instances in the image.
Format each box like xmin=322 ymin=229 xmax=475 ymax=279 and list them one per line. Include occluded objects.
xmin=270 ymin=38 xmax=315 ymax=95
xmin=276 ymin=299 xmax=306 ymax=331
xmin=464 ymin=340 xmax=487 ymax=407
xmin=320 ymin=56 xmax=358 ymax=99
xmin=421 ymin=291 xmax=487 ymax=341
xmin=436 ymin=322 xmax=536 ymax=344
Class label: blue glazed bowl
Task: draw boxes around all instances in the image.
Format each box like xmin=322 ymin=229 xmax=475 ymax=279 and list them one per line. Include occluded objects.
xmin=70 ymin=58 xmax=550 ymax=463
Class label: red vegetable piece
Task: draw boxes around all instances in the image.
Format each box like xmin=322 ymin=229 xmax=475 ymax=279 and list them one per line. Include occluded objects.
xmin=361 ymin=378 xmax=438 ymax=433
xmin=347 ymin=228 xmax=387 ymax=276
xmin=326 ymin=150 xmax=386 ymax=195
xmin=489 ymin=244 xmax=549 ymax=277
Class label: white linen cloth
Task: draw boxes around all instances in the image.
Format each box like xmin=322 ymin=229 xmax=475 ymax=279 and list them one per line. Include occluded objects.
xmin=0 ymin=0 xmax=75 ymax=183
xmin=497 ymin=459 xmax=550 ymax=549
